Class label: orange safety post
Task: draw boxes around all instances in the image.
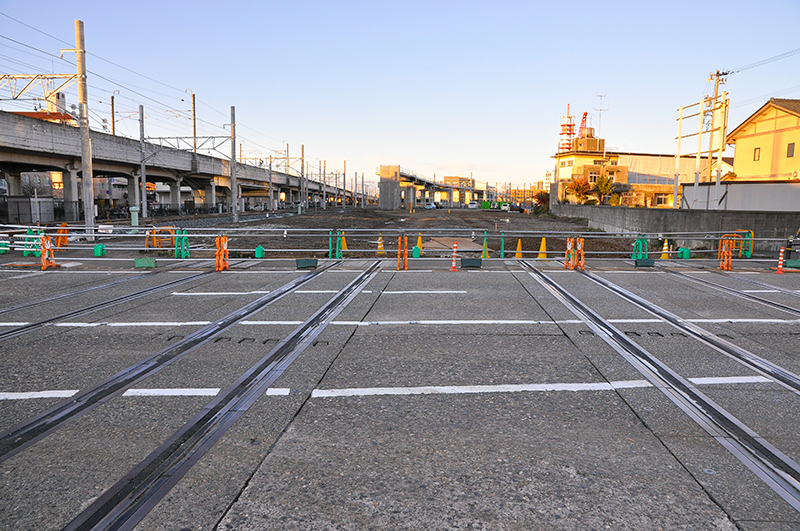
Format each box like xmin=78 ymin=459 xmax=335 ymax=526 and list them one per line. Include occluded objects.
xmin=403 ymin=236 xmax=409 ymax=270
xmin=575 ymin=237 xmax=585 ymax=271
xmin=776 ymin=247 xmax=786 ymax=274
xmin=564 ymin=237 xmax=575 ymax=270
xmin=397 ymin=236 xmax=402 ymax=271
xmin=719 ymin=238 xmax=733 ymax=271
xmin=450 ymin=241 xmax=458 ymax=272
xmin=215 ymin=235 xmax=229 ymax=271
xmin=54 ymin=223 xmax=69 ymax=251
xmin=40 ymin=234 xmax=56 ymax=270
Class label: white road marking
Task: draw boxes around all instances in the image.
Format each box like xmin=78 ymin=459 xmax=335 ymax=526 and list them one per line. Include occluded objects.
xmin=172 ymin=291 xmax=270 ymax=296
xmin=1 ymin=387 xmax=291 ymax=400
xmin=382 ymin=290 xmax=467 ymax=294
xmin=295 ymin=290 xmax=339 ymax=294
xmin=742 ymin=289 xmax=779 ymax=293
xmin=241 ymin=320 xmax=303 ymax=325
xmin=124 ymin=388 xmax=220 ymax=396
xmin=689 ymin=376 xmax=771 ymax=385
xmin=8 ymin=317 xmax=800 ymax=328
xmin=0 ymin=390 xmax=78 ymax=400
xmin=106 ymin=321 xmax=212 ymax=327
xmin=311 ymin=381 xmax=654 ymax=398
xmin=312 ymin=376 xmax=775 ymax=398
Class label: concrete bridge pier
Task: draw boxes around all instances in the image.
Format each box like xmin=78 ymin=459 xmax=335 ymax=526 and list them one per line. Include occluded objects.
xmin=63 ymin=167 xmax=81 ymax=221
xmin=4 ymin=171 xmax=22 ymax=195
xmin=204 ymin=182 xmax=216 ymax=207
xmin=169 ymin=178 xmax=182 ymax=208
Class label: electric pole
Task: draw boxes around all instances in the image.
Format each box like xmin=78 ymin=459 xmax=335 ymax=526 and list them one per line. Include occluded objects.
xmin=706 ymin=70 xmax=728 ymax=181
xmin=74 ymin=20 xmax=95 ymax=234
xmin=230 ymin=106 xmax=238 ymax=222
xmin=139 ymin=105 xmax=146 ymax=218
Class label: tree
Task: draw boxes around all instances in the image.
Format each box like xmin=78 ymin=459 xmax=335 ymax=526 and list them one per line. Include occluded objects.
xmin=533 ymin=191 xmax=550 ymax=207
xmin=565 ymin=177 xmax=591 ymax=204
xmin=592 ymin=175 xmax=615 ymax=204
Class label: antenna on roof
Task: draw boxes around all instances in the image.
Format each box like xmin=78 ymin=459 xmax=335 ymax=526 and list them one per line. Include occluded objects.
xmin=594 ymin=91 xmax=608 ymax=137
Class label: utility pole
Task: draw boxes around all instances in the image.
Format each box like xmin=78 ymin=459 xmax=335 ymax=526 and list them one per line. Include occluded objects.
xmin=74 ymin=20 xmax=95 ymax=234
xmin=230 ymin=106 xmax=238 ymax=222
xmin=342 ymin=161 xmax=346 ymax=208
xmin=191 ymin=92 xmax=196 ymax=153
xmin=301 ymin=144 xmax=306 ymax=210
xmin=323 ymin=160 xmax=327 ymax=209
xmin=706 ymin=70 xmax=728 ymax=181
xmin=110 ymin=94 xmax=115 ymax=135
xmin=139 ymin=105 xmax=146 ymax=217
xmin=362 ymin=172 xmax=365 ymax=208
xmin=267 ymin=157 xmax=273 ymax=211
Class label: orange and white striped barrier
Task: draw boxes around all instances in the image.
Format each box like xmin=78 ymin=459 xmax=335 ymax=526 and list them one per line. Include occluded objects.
xmin=40 ymin=234 xmax=56 ymax=271
xmin=776 ymin=247 xmax=786 ymax=274
xmin=564 ymin=237 xmax=575 ymax=269
xmin=450 ymin=242 xmax=458 ymax=272
xmin=575 ymin=237 xmax=585 ymax=271
xmin=719 ymin=239 xmax=733 ymax=271
xmin=215 ymin=236 xmax=229 ymax=271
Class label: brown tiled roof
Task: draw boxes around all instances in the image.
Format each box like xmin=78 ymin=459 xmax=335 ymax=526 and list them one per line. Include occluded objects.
xmin=771 ymin=98 xmax=800 ymax=116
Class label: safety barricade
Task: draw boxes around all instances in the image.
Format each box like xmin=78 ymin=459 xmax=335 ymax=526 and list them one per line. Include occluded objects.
xmin=54 ymin=223 xmax=69 ymax=251
xmin=215 ymin=236 xmax=229 ymax=271
xmin=40 ymin=234 xmax=56 ymax=271
xmin=734 ymin=229 xmax=754 ymax=258
xmin=174 ymin=229 xmax=190 ymax=259
xmin=145 ymin=227 xmax=177 ymax=249
xmin=717 ymin=234 xmax=742 ymax=260
xmin=22 ymin=228 xmax=43 ymax=257
xmin=564 ymin=237 xmax=585 ymax=270
xmin=719 ymin=237 xmax=734 ymax=271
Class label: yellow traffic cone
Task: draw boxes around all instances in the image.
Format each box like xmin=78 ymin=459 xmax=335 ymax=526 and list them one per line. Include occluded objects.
xmin=416 ymin=233 xmax=423 ymax=255
xmin=515 ymin=239 xmax=523 ymax=259
xmin=342 ymin=232 xmax=348 ymax=251
xmin=538 ymin=237 xmax=547 ymax=259
xmin=377 ymin=235 xmax=385 ymax=255
xmin=661 ymin=239 xmax=669 ymax=260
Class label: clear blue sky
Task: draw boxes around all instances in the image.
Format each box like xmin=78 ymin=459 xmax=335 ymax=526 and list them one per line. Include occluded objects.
xmin=2 ymin=0 xmax=799 ymax=190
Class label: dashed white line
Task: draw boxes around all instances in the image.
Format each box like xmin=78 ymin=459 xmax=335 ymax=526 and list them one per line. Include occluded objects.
xmin=0 ymin=390 xmax=78 ymax=400
xmin=0 ymin=387 xmax=291 ymax=400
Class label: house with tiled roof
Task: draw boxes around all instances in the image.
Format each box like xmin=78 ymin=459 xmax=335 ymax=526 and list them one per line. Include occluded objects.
xmin=726 ymin=98 xmax=800 ymax=180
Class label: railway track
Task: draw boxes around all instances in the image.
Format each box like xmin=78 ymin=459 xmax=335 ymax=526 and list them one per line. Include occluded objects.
xmin=579 ymin=268 xmax=800 ymax=396
xmin=0 ymin=260 xmax=342 ymax=463
xmin=519 ymin=259 xmax=800 ymax=511
xmin=61 ymin=261 xmax=381 ymax=531
xmin=0 ymin=270 xmax=218 ymax=342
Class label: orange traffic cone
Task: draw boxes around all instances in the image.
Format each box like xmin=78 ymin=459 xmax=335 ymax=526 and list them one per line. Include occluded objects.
xmin=538 ymin=238 xmax=547 ymax=259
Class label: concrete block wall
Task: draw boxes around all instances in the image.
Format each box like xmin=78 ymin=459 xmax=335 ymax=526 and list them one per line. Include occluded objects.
xmin=551 ymin=203 xmax=800 ymax=252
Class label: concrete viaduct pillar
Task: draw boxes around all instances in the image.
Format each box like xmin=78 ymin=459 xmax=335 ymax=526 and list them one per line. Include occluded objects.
xmin=63 ymin=167 xmax=80 ymax=221
xmin=169 ymin=178 xmax=182 ymax=207
xmin=204 ymin=182 xmax=216 ymax=207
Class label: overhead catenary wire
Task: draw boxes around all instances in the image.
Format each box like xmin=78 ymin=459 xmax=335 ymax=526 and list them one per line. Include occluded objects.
xmin=1 ymin=16 xmax=287 ymax=157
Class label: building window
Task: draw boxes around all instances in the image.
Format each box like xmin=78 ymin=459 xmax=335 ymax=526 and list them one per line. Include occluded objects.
xmin=588 ymin=171 xmax=599 ymax=184
xmin=754 ymin=147 xmax=761 ymax=161
xmin=789 ymin=143 xmax=795 ymax=158
xmin=655 ymin=193 xmax=670 ymax=206
xmin=567 ymin=160 xmax=573 ymax=167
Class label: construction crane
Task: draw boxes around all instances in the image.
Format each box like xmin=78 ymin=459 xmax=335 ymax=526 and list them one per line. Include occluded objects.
xmin=578 ymin=112 xmax=588 ymax=138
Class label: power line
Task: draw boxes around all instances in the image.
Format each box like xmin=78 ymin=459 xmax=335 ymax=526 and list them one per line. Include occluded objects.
xmin=1 ymin=15 xmax=296 ymax=158
xmin=731 ymin=47 xmax=800 ymax=74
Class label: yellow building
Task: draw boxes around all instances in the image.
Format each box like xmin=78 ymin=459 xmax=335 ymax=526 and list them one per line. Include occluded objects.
xmin=726 ymin=98 xmax=800 ymax=180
